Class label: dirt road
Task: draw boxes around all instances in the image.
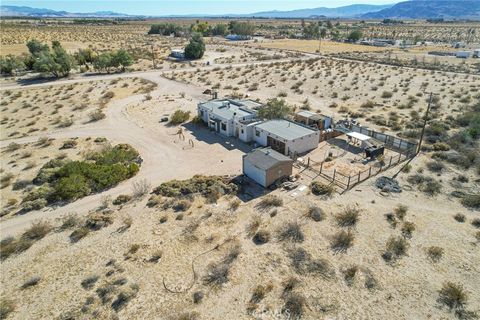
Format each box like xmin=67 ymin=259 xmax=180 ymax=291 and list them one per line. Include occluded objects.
xmin=0 ymin=69 xmax=254 ymax=237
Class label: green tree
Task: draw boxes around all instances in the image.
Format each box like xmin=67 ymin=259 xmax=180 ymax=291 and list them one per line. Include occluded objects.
xmin=212 ymin=23 xmax=228 ymax=36
xmin=228 ymin=21 xmax=255 ymax=36
xmin=93 ymin=52 xmax=113 ymax=73
xmin=347 ymin=30 xmax=363 ymax=42
xmin=26 ymin=39 xmax=49 ymax=56
xmin=191 ymin=21 xmax=211 ymax=36
xmin=112 ymin=49 xmax=133 ymax=71
xmin=30 ymin=41 xmax=74 ymax=77
xmin=303 ymin=22 xmax=319 ymax=39
xmin=0 ymin=55 xmax=25 ymax=76
xmin=258 ymin=98 xmax=292 ymax=120
xmin=184 ymin=33 xmax=205 ymax=60
xmin=74 ymin=48 xmax=97 ymax=66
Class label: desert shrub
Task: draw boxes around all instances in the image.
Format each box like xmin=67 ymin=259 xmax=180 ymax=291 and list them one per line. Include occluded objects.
xmin=393 ymin=204 xmax=408 ymax=220
xmin=454 ymin=213 xmax=466 ymax=223
xmin=6 ymin=142 xmax=20 ymax=152
xmin=193 ymin=291 xmax=204 ymax=304
xmin=132 ymin=179 xmax=151 ymax=198
xmin=305 ymin=206 xmax=325 ymax=222
xmin=381 ymin=91 xmax=393 ymax=98
xmin=153 ymin=175 xmax=237 ymax=199
xmin=81 ymin=275 xmax=100 ymax=290
xmin=288 ymin=247 xmax=334 ymax=279
xmin=246 ymin=215 xmax=261 ymax=237
xmin=335 ymin=206 xmax=360 ymax=228
xmin=420 ymin=180 xmax=442 ymax=196
xmin=360 ymin=100 xmax=375 ymax=109
xmin=21 ymin=276 xmax=41 ymax=289
xmin=0 ymin=221 xmax=52 ymax=260
xmin=89 ymin=109 xmax=106 ymax=122
xmin=472 ymin=218 xmax=480 ymax=229
xmin=61 ymin=139 xmax=77 ymax=149
xmin=330 ymin=230 xmax=354 ymax=253
xmin=310 ymin=181 xmax=335 ymax=196
xmin=69 ymin=227 xmax=90 ymax=243
xmin=32 ymin=144 xmax=140 ymax=204
xmin=461 ymin=194 xmax=480 ymax=209
xmin=164 ymin=198 xmax=192 ymax=212
xmin=250 ymin=285 xmax=271 ymax=304
xmin=427 ymin=246 xmax=444 ymax=262
xmin=427 ymin=161 xmax=445 ymax=173
xmin=277 ymin=222 xmax=304 ymax=243
xmin=433 ymin=142 xmax=450 ymax=151
xmin=364 ymin=271 xmax=378 ymax=290
xmin=169 ymin=110 xmax=190 ymax=125
xmin=257 ymin=195 xmax=283 ymax=209
xmin=401 ymin=221 xmax=416 ymax=238
xmin=252 ymin=230 xmax=270 ymax=245
xmin=203 ymin=245 xmax=240 ymax=287
xmin=282 ymin=293 xmax=305 ymax=319
xmin=59 ymin=213 xmax=80 ymax=231
xmin=22 ymin=198 xmax=47 ymax=212
xmin=229 ymin=199 xmax=241 ymax=211
xmin=438 ymin=282 xmax=468 ymax=309
xmin=383 ymin=236 xmax=409 ymax=262
xmin=342 ymin=265 xmax=359 ymax=286
xmin=113 ymin=194 xmax=132 ymax=205
xmin=12 ymin=179 xmax=31 ymax=190
xmin=0 ymin=299 xmax=15 ymax=319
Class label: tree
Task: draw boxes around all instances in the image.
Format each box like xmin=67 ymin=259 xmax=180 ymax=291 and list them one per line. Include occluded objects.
xmin=74 ymin=48 xmax=97 ymax=67
xmin=26 ymin=39 xmax=49 ymax=56
xmin=258 ymin=98 xmax=292 ymax=120
xmin=212 ymin=23 xmax=228 ymax=36
xmin=191 ymin=21 xmax=211 ymax=36
xmin=184 ymin=33 xmax=205 ymax=60
xmin=347 ymin=30 xmax=363 ymax=42
xmin=228 ymin=21 xmax=255 ymax=36
xmin=112 ymin=49 xmax=133 ymax=71
xmin=93 ymin=52 xmax=113 ymax=73
xmin=32 ymin=41 xmax=74 ymax=78
xmin=303 ymin=22 xmax=319 ymax=39
xmin=0 ymin=55 xmax=25 ymax=76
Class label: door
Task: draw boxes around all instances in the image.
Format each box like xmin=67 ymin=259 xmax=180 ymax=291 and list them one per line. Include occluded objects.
xmin=267 ymin=136 xmax=286 ymax=155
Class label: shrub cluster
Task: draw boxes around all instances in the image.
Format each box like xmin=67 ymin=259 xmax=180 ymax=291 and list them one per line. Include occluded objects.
xmin=22 ymin=144 xmax=140 ymax=210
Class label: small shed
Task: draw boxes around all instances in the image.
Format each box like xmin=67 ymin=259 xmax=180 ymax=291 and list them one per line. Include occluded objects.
xmin=295 ymin=110 xmax=332 ymax=130
xmin=170 ymin=49 xmax=185 ymax=59
xmin=243 ymin=147 xmax=293 ymax=188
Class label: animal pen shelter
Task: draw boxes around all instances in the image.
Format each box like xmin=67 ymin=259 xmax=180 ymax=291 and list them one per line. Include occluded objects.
xmin=296 ymin=123 xmax=418 ymax=192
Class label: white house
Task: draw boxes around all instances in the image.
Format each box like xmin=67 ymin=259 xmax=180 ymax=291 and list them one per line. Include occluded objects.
xmin=197 ymin=99 xmax=259 ymax=137
xmin=253 ymin=119 xmax=319 ymax=156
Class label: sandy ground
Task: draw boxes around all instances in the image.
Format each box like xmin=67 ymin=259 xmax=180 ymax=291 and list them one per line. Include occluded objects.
xmin=0 ymin=42 xmax=479 ymax=320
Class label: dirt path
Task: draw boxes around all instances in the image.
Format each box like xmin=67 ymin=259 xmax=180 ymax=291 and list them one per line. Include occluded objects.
xmin=0 ymin=74 xmax=246 ymax=237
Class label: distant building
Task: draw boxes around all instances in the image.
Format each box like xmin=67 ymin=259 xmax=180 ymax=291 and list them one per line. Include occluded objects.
xmin=295 ymin=110 xmax=332 ymax=130
xmin=226 ymin=34 xmax=251 ymax=41
xmin=253 ymin=119 xmax=319 ymax=156
xmin=456 ymin=51 xmax=471 ymax=59
xmin=170 ymin=49 xmax=185 ymax=59
xmin=243 ymin=147 xmax=293 ymax=187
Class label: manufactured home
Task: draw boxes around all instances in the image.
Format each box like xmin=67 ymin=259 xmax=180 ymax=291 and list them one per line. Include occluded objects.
xmin=243 ymin=147 xmax=293 ymax=187
xmin=456 ymin=51 xmax=471 ymax=59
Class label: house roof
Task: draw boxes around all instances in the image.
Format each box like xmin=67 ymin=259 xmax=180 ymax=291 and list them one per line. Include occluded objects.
xmin=255 ymin=119 xmax=317 ymax=141
xmin=199 ymin=99 xmax=256 ymax=120
xmin=296 ymin=110 xmax=326 ymax=121
xmin=244 ymin=147 xmax=292 ymax=171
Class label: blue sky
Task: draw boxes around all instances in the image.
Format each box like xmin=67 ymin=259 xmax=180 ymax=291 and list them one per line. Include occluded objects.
xmin=2 ymin=1 xmax=399 ymax=15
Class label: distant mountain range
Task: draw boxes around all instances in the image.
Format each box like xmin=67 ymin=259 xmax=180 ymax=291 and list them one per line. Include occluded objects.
xmin=241 ymin=4 xmax=394 ymax=18
xmin=362 ymin=0 xmax=480 ymax=19
xmin=1 ymin=2 xmax=479 ymax=19
xmin=0 ymin=5 xmax=132 ymax=18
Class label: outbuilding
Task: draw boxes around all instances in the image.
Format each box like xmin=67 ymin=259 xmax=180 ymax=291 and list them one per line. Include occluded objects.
xmin=253 ymin=119 xmax=319 ymax=156
xmin=295 ymin=110 xmax=332 ymax=130
xmin=243 ymin=147 xmax=293 ymax=187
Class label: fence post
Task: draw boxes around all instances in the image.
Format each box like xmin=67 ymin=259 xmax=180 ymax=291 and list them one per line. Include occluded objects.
xmin=357 ymin=172 xmax=360 ymax=182
xmin=307 ymin=157 xmax=310 ymax=168
xmin=320 ymin=161 xmax=323 ymax=173
xmin=397 ymin=154 xmax=401 ymax=164
xmin=347 ymin=175 xmax=351 ymax=189
xmin=333 ymin=169 xmax=336 ymax=182
xmin=368 ymin=166 xmax=372 ymax=177
xmin=388 ymin=156 xmax=393 ymax=167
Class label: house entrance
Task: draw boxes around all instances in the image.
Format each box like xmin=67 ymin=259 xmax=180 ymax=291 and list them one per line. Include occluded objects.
xmin=267 ymin=136 xmax=286 ymax=154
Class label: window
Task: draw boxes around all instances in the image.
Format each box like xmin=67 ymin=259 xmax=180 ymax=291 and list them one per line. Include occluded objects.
xmin=255 ymin=130 xmax=260 ymax=137
xmin=221 ymin=123 xmax=226 ymax=131
xmin=200 ymin=110 xmax=204 ymax=117
xmin=241 ymin=129 xmax=244 ymax=134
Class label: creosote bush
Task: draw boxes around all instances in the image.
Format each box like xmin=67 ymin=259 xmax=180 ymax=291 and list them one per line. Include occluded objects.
xmin=310 ymin=181 xmax=335 ymax=197
xmin=438 ymin=282 xmax=468 ymax=310
xmin=335 ymin=206 xmax=360 ymax=228
xmin=277 ymin=222 xmax=304 ymax=243
xmin=257 ymin=195 xmax=283 ymax=209
xmin=330 ymin=230 xmax=355 ymax=253
xmin=305 ymin=206 xmax=325 ymax=222
xmin=169 ymin=110 xmax=190 ymax=125
xmin=0 ymin=221 xmax=52 ymax=260
xmin=383 ymin=236 xmax=409 ymax=262
xmin=427 ymin=246 xmax=444 ymax=262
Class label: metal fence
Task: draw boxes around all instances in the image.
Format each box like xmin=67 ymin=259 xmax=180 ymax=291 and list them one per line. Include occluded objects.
xmin=349 ymin=124 xmax=417 ymax=155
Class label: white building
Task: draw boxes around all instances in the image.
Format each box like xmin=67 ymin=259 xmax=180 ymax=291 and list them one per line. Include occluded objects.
xmin=243 ymin=147 xmax=293 ymax=188
xmin=197 ymin=99 xmax=260 ymax=138
xmin=253 ymin=119 xmax=319 ymax=156
xmin=170 ymin=49 xmax=185 ymax=59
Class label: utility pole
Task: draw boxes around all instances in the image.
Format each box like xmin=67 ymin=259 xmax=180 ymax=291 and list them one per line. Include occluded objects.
xmin=416 ymin=92 xmax=435 ymax=154
xmin=151 ymin=43 xmax=156 ymax=69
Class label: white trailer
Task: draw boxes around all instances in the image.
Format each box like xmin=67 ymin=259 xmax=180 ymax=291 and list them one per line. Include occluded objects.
xmin=473 ymin=49 xmax=480 ymax=58
xmin=456 ymin=51 xmax=471 ymax=59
